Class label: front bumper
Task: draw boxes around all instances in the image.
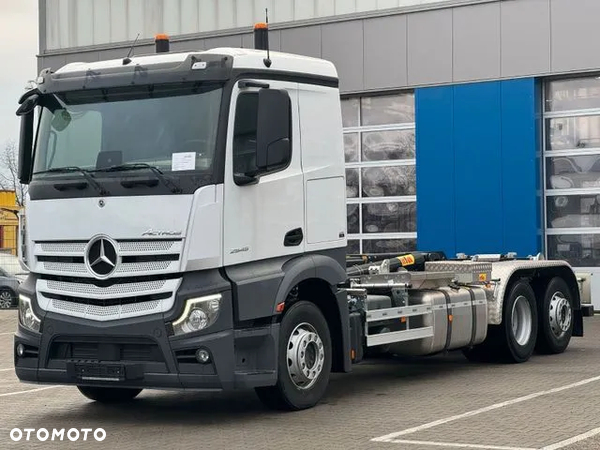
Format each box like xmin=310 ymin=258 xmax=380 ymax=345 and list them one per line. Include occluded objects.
xmin=14 ymin=312 xmax=279 ymax=391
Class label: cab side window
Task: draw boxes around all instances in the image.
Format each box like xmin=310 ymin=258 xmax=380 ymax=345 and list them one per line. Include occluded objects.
xmin=233 ymin=93 xmax=259 ymax=175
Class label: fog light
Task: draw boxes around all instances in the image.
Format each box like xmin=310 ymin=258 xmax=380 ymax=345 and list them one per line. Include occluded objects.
xmin=195 ymin=348 xmax=211 ymax=364
xmin=16 ymin=343 xmax=25 ymax=357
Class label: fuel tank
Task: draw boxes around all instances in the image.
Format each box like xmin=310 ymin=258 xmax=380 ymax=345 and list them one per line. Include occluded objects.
xmin=387 ymin=286 xmax=488 ymax=356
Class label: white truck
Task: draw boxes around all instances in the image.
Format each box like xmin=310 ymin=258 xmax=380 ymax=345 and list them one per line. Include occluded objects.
xmin=13 ymin=25 xmax=594 ymax=411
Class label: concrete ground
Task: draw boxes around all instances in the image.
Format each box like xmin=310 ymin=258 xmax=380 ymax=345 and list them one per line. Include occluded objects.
xmin=1 ymin=309 xmax=600 ymax=450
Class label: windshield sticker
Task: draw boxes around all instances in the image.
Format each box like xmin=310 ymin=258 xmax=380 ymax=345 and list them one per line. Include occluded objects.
xmin=172 ymin=152 xmax=196 ymax=171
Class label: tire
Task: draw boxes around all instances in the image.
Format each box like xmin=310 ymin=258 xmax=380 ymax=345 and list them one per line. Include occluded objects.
xmin=255 ymin=301 xmax=332 ymax=411
xmin=535 ymin=277 xmax=574 ymax=355
xmin=77 ymin=386 xmax=142 ymax=403
xmin=0 ymin=288 xmax=16 ymax=309
xmin=498 ymin=280 xmax=538 ymax=363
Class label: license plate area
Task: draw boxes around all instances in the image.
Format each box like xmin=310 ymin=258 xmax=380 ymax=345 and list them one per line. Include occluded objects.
xmin=66 ymin=361 xmax=144 ymax=382
xmin=75 ymin=363 xmax=125 ymax=382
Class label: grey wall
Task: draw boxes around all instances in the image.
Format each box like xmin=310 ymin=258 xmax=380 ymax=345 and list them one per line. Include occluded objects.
xmin=38 ymin=0 xmax=600 ymax=94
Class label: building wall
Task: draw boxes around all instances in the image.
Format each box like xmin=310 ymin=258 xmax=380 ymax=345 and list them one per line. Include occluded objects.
xmin=39 ymin=0 xmax=600 ymax=95
xmin=41 ymin=0 xmax=481 ymax=51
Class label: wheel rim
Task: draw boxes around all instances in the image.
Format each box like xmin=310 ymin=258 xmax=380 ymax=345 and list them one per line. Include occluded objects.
xmin=286 ymin=322 xmax=325 ymax=390
xmin=0 ymin=291 xmax=12 ymax=309
xmin=549 ymin=291 xmax=572 ymax=339
xmin=511 ymin=295 xmax=533 ymax=346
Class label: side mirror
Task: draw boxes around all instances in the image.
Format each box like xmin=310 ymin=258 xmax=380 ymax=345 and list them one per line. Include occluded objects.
xmin=18 ymin=113 xmax=34 ymax=185
xmin=16 ymin=93 xmax=39 ymax=185
xmin=256 ymin=89 xmax=291 ymax=171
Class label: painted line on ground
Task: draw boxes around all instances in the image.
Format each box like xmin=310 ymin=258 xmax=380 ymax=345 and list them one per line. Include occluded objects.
xmin=372 ymin=375 xmax=600 ymax=442
xmin=382 ymin=440 xmax=534 ymax=450
xmin=540 ymin=427 xmax=600 ymax=450
xmin=0 ymin=386 xmax=61 ymax=398
xmin=0 ymin=367 xmax=14 ymax=371
xmin=0 ymin=332 xmax=14 ymax=336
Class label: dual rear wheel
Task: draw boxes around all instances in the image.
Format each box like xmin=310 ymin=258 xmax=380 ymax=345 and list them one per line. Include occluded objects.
xmin=464 ymin=276 xmax=574 ymax=363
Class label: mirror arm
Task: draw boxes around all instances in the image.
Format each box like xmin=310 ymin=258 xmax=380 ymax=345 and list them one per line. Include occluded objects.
xmin=233 ymin=173 xmax=259 ymax=186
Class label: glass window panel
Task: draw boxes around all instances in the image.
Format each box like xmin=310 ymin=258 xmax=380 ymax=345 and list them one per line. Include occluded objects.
xmin=547 ymin=234 xmax=600 ymax=267
xmin=347 ymin=204 xmax=360 ymax=234
xmin=341 ymin=98 xmax=359 ymax=128
xmin=546 ymin=195 xmax=600 ymax=229
xmin=545 ymin=77 xmax=600 ymax=112
xmin=362 ymin=202 xmax=416 ymax=233
xmin=546 ymin=155 xmax=600 ymax=189
xmin=347 ymin=239 xmax=360 ymax=254
xmin=346 ymin=168 xmax=359 ymax=198
xmin=360 ymin=94 xmax=415 ymax=126
xmin=344 ymin=133 xmax=358 ymax=163
xmin=362 ymin=238 xmax=417 ymax=254
xmin=546 ymin=115 xmax=600 ymax=151
xmin=362 ymin=129 xmax=415 ymax=161
xmin=361 ymin=166 xmax=416 ymax=197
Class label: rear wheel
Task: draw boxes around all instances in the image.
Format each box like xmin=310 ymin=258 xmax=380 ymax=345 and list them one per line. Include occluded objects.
xmin=77 ymin=386 xmax=142 ymax=403
xmin=535 ymin=277 xmax=574 ymax=354
xmin=463 ymin=280 xmax=537 ymax=363
xmin=255 ymin=301 xmax=332 ymax=411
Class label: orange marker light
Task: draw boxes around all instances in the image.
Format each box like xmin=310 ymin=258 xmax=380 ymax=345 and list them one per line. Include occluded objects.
xmin=254 ymin=22 xmax=268 ymax=30
xmin=155 ymin=33 xmax=169 ymax=40
xmin=448 ymin=314 xmax=453 ymax=322
xmin=351 ymin=349 xmax=356 ymax=360
xmin=400 ymin=317 xmax=407 ymax=323
xmin=276 ymin=302 xmax=285 ymax=313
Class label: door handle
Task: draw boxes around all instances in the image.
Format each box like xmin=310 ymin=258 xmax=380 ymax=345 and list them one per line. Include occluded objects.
xmin=284 ymin=228 xmax=303 ymax=247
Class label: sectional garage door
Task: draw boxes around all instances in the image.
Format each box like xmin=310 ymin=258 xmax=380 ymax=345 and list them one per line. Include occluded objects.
xmin=341 ymin=92 xmax=416 ymax=255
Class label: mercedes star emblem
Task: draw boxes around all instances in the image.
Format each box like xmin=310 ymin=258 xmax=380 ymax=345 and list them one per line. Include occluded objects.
xmin=85 ymin=236 xmax=119 ymax=278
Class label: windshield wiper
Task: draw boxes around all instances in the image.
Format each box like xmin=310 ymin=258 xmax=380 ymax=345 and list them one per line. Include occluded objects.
xmin=95 ymin=163 xmax=182 ymax=194
xmin=34 ymin=166 xmax=109 ymax=195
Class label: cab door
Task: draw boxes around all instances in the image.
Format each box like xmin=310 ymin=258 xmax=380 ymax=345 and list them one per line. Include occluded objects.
xmin=222 ymin=79 xmax=304 ymax=267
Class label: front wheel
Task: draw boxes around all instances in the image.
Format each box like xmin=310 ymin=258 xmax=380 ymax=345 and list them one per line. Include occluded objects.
xmin=0 ymin=288 xmax=16 ymax=309
xmin=255 ymin=301 xmax=332 ymax=411
xmin=535 ymin=277 xmax=574 ymax=355
xmin=77 ymin=386 xmax=142 ymax=403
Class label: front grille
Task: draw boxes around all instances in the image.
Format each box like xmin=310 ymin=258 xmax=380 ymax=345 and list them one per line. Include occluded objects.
xmin=49 ymin=337 xmax=163 ymax=362
xmin=33 ymin=238 xmax=184 ymax=321
xmin=33 ymin=238 xmax=184 ymax=278
xmin=41 ymin=291 xmax=170 ymax=307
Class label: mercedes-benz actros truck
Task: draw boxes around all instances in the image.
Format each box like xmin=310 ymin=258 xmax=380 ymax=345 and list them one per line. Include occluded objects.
xmin=12 ymin=25 xmax=594 ymax=411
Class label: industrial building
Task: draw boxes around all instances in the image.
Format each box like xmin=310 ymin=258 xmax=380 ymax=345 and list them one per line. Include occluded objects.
xmin=36 ymin=0 xmax=600 ymax=306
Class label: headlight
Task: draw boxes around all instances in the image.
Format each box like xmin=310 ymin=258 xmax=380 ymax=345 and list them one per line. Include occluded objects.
xmin=18 ymin=295 xmax=41 ymax=333
xmin=172 ymin=294 xmax=221 ymax=336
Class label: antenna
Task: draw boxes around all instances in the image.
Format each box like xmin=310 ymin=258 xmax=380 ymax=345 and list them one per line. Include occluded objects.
xmin=122 ymin=33 xmax=140 ymax=66
xmin=253 ymin=10 xmax=272 ymax=68
xmin=264 ymin=8 xmax=271 ymax=68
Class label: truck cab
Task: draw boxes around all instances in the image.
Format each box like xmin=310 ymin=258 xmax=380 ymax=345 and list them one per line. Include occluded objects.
xmin=13 ymin=31 xmax=351 ymax=410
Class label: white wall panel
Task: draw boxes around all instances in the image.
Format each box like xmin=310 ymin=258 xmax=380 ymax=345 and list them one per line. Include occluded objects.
xmin=198 ymin=0 xmax=218 ymax=33
xmin=180 ymin=0 xmax=199 ymax=34
xmin=317 ymin=0 xmax=336 ymax=17
xmin=110 ymin=0 xmax=128 ymax=42
xmin=378 ymin=0 xmax=399 ymax=9
xmin=295 ymin=0 xmax=316 ymax=20
xmin=335 ymin=0 xmax=356 ymax=15
xmin=76 ymin=0 xmax=94 ymax=47
xmin=127 ymin=0 xmax=144 ymax=39
xmin=93 ymin=0 xmax=111 ymax=47
xmin=144 ymin=0 xmax=163 ymax=39
xmin=43 ymin=0 xmax=464 ymax=51
xmin=357 ymin=0 xmax=376 ymax=13
xmin=236 ymin=0 xmax=255 ymax=28
xmin=217 ymin=0 xmax=236 ymax=30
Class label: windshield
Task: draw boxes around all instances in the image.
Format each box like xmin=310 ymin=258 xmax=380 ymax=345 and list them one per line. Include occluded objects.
xmin=33 ymin=83 xmax=223 ymax=176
